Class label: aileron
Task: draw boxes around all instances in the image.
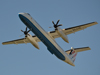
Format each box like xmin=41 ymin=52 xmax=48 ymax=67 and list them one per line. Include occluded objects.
xmin=63 ymin=22 xmax=98 ymax=35
xmin=2 ymin=38 xmax=29 ymax=45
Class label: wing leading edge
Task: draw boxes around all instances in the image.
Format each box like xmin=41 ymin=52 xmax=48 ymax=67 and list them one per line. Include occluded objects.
xmin=49 ymin=22 xmax=98 ymax=39
xmin=2 ymin=35 xmax=40 ymax=45
xmin=2 ymin=22 xmax=98 ymax=45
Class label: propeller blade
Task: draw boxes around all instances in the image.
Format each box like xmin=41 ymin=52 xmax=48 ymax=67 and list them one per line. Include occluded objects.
xmin=21 ymin=30 xmax=24 ymax=32
xmin=21 ymin=27 xmax=31 ymax=37
xmin=56 ymin=20 xmax=60 ymax=25
xmin=27 ymin=30 xmax=31 ymax=33
xmin=26 ymin=27 xmax=27 ymax=31
xmin=52 ymin=21 xmax=55 ymax=25
xmin=51 ymin=20 xmax=62 ymax=29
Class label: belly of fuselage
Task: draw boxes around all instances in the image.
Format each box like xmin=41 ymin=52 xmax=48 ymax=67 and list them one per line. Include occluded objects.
xmin=19 ymin=14 xmax=65 ymax=61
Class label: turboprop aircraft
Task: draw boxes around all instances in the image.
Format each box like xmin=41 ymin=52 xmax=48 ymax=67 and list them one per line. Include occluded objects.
xmin=2 ymin=13 xmax=98 ymax=66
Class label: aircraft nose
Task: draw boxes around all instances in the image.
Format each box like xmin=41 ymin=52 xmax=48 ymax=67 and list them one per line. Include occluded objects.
xmin=18 ymin=13 xmax=26 ymax=19
xmin=18 ymin=13 xmax=24 ymax=15
xmin=18 ymin=14 xmax=22 ymax=20
xmin=18 ymin=13 xmax=24 ymax=17
xmin=18 ymin=13 xmax=26 ymax=24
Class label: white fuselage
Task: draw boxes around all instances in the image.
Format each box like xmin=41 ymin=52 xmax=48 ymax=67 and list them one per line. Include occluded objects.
xmin=18 ymin=13 xmax=75 ymax=66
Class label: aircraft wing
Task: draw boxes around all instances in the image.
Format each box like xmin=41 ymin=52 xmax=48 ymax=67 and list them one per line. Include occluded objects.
xmin=2 ymin=35 xmax=40 ymax=45
xmin=2 ymin=22 xmax=98 ymax=45
xmin=65 ymin=47 xmax=91 ymax=54
xmin=49 ymin=22 xmax=98 ymax=38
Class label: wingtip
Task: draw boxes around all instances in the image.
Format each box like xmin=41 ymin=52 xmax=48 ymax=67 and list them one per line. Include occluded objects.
xmin=87 ymin=47 xmax=91 ymax=50
xmin=2 ymin=42 xmax=4 ymax=45
xmin=94 ymin=21 xmax=98 ymax=24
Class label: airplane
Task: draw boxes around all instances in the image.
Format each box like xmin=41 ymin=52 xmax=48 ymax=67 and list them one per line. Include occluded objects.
xmin=2 ymin=13 xmax=98 ymax=66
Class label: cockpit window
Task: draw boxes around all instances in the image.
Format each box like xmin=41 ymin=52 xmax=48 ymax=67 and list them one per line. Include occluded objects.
xmin=27 ymin=13 xmax=30 ymax=16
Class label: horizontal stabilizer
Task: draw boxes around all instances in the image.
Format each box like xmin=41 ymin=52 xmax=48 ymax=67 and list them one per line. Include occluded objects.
xmin=65 ymin=47 xmax=91 ymax=54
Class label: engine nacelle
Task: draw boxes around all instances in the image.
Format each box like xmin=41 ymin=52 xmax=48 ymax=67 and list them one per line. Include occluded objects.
xmin=56 ymin=27 xmax=69 ymax=43
xmin=26 ymin=34 xmax=39 ymax=49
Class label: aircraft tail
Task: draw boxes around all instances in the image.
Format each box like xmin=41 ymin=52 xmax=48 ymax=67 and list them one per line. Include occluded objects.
xmin=65 ymin=47 xmax=91 ymax=63
xmin=69 ymin=47 xmax=77 ymax=63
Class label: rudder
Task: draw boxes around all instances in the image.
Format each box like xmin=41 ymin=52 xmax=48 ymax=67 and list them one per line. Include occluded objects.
xmin=69 ymin=47 xmax=77 ymax=63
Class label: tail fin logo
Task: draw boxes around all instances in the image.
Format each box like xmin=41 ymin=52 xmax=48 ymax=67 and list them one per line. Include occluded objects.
xmin=72 ymin=51 xmax=75 ymax=54
xmin=69 ymin=49 xmax=77 ymax=63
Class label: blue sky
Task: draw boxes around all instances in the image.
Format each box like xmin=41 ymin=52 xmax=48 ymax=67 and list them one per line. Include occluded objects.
xmin=0 ymin=0 xmax=100 ymax=75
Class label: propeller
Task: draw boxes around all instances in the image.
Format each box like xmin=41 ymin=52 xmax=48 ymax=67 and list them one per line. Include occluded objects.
xmin=21 ymin=27 xmax=31 ymax=37
xmin=52 ymin=20 xmax=62 ymax=29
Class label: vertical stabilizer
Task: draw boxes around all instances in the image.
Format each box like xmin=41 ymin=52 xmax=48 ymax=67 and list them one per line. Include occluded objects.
xmin=65 ymin=47 xmax=91 ymax=65
xmin=69 ymin=47 xmax=77 ymax=63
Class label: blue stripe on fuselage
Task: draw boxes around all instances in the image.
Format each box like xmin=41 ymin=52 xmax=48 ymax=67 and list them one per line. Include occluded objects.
xmin=19 ymin=14 xmax=65 ymax=60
